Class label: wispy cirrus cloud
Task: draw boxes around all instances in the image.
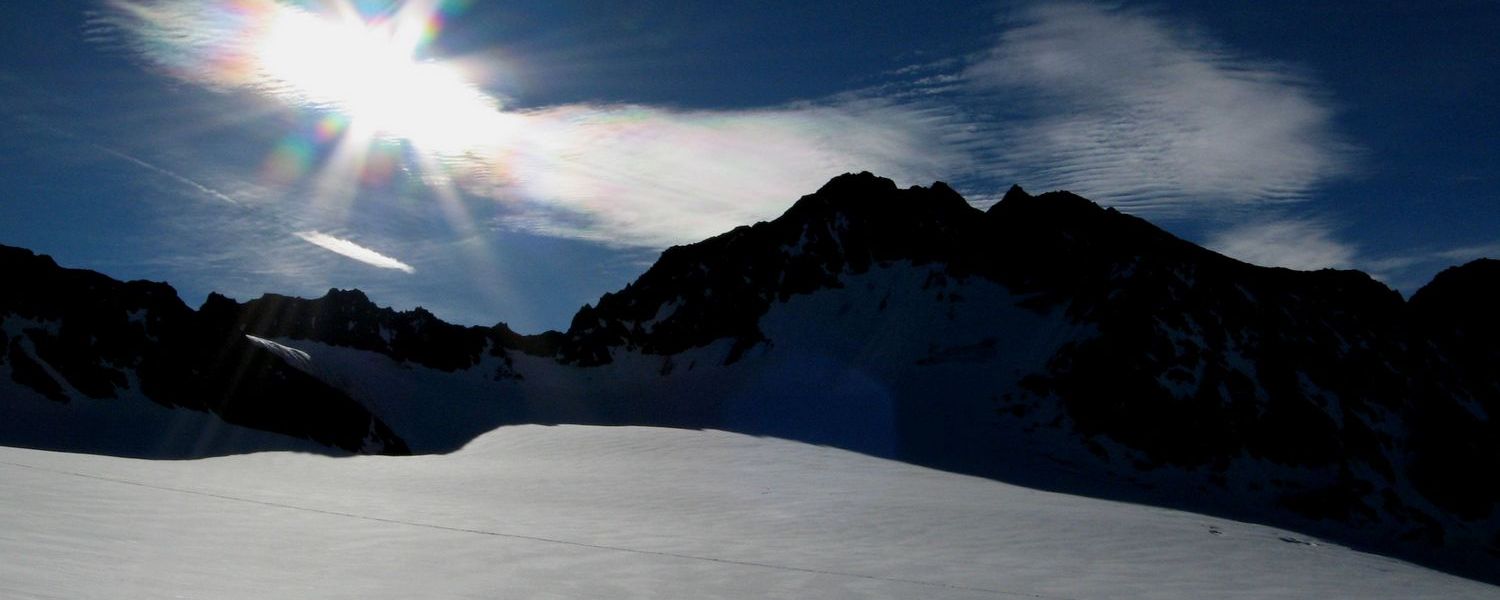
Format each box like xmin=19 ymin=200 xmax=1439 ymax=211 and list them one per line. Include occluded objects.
xmin=96 ymin=0 xmax=1353 ymax=254
xmin=1206 ymin=218 xmax=1357 ymax=272
xmin=487 ymin=101 xmax=966 ymax=247
xmin=1202 ymin=219 xmax=1499 ymax=296
xmin=1207 ymin=220 xmax=1497 ymax=293
xmin=294 ymin=231 xmax=416 ymax=273
xmin=91 ymin=143 xmax=241 ymax=205
xmin=962 ymin=2 xmax=1354 ymax=213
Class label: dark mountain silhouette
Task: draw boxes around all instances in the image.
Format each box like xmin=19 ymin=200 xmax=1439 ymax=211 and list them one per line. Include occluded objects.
xmin=0 ymin=246 xmax=407 ymax=457
xmin=2 ymin=172 xmax=1497 ymax=581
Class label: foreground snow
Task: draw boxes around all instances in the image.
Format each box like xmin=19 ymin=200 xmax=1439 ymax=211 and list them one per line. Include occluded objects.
xmin=0 ymin=426 xmax=1492 ymax=599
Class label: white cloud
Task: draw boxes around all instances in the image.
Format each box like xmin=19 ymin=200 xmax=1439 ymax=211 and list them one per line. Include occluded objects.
xmin=1206 ymin=218 xmax=1356 ymax=271
xmin=484 ymin=101 xmax=966 ymax=247
xmin=97 ymin=0 xmax=1355 ymax=252
xmin=294 ymin=231 xmax=416 ymax=273
xmin=963 ymin=2 xmax=1353 ymax=213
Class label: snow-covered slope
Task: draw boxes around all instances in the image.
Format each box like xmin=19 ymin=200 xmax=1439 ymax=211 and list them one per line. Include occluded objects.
xmin=1 ymin=425 xmax=1492 ymax=599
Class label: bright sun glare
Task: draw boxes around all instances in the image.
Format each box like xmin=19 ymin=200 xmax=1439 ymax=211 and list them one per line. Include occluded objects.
xmin=255 ymin=5 xmax=506 ymax=154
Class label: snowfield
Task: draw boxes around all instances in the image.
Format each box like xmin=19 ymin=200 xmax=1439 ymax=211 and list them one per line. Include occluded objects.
xmin=1 ymin=425 xmax=1493 ymax=599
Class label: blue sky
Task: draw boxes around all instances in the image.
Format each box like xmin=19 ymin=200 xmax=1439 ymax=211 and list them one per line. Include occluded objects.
xmin=1 ymin=1 xmax=1496 ymax=331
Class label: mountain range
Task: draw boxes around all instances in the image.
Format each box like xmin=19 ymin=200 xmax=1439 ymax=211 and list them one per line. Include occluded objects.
xmin=2 ymin=172 xmax=1496 ymax=581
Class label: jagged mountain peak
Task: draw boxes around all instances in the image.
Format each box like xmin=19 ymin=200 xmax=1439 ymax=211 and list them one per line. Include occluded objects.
xmin=1411 ymin=258 xmax=1500 ymax=314
xmin=761 ymin=174 xmax=994 ymax=249
xmin=986 ymin=180 xmax=1108 ymax=219
xmin=555 ymin=173 xmax=1229 ymax=365
xmin=812 ymin=170 xmax=899 ymax=195
xmin=999 ymin=183 xmax=1032 ymax=204
xmin=321 ymin=287 xmax=375 ymax=307
xmin=990 ymin=188 xmax=1108 ymax=220
xmin=794 ymin=171 xmax=972 ymax=217
xmin=556 ymin=174 xmax=999 ymax=365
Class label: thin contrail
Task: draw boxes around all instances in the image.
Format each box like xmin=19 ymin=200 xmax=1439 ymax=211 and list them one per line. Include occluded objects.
xmin=92 ymin=143 xmax=240 ymax=205
xmin=95 ymin=143 xmax=417 ymax=274
xmin=18 ymin=103 xmax=419 ymax=276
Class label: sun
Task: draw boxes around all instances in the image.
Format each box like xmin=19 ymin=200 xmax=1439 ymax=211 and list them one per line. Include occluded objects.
xmin=253 ymin=3 xmax=506 ymax=155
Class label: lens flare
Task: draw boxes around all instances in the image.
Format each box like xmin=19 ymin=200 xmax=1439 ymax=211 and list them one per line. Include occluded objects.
xmin=315 ymin=114 xmax=348 ymax=142
xmin=262 ymin=135 xmax=317 ymax=183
